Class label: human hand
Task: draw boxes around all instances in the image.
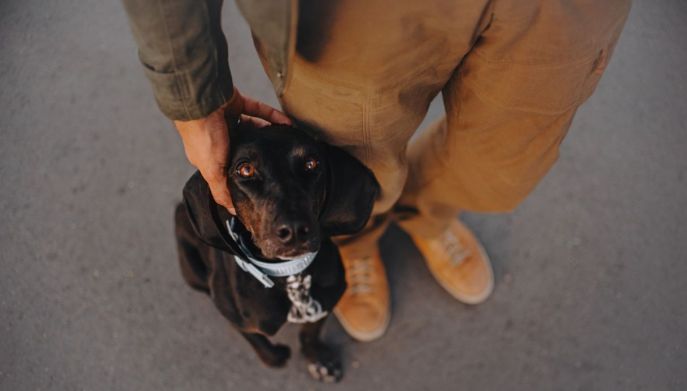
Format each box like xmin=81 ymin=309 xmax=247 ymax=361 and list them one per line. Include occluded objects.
xmin=174 ymin=89 xmax=292 ymax=214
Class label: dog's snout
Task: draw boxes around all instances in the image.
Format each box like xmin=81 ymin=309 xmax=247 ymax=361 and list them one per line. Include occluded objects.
xmin=275 ymin=221 xmax=311 ymax=244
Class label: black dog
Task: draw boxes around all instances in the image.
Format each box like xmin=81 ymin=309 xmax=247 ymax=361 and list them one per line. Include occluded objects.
xmin=174 ymin=123 xmax=379 ymax=382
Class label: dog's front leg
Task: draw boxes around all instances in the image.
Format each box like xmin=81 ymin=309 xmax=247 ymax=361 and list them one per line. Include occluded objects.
xmin=240 ymin=332 xmax=291 ymax=368
xmin=299 ymin=317 xmax=343 ymax=383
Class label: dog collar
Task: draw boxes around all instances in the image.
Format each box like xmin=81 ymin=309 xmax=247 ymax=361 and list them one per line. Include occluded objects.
xmin=226 ymin=219 xmax=317 ymax=288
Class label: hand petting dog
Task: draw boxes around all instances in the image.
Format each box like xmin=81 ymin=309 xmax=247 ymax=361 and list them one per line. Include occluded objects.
xmin=174 ymin=89 xmax=292 ymax=215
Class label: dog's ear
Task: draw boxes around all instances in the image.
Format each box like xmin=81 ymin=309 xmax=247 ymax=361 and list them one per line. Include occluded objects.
xmin=320 ymin=145 xmax=380 ymax=236
xmin=182 ymin=171 xmax=234 ymax=251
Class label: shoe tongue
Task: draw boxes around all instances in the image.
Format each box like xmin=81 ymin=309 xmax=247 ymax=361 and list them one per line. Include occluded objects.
xmin=441 ymin=231 xmax=470 ymax=265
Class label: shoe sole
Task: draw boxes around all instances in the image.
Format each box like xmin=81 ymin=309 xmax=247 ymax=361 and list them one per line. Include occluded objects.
xmin=333 ymin=307 xmax=390 ymax=342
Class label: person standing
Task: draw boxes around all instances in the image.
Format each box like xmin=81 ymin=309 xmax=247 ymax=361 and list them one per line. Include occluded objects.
xmin=123 ymin=0 xmax=631 ymax=341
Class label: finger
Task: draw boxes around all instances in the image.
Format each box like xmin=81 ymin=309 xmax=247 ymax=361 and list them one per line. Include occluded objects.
xmin=240 ymin=114 xmax=271 ymax=128
xmin=204 ymin=173 xmax=236 ymax=215
xmin=242 ymin=96 xmax=292 ymax=125
xmin=209 ymin=183 xmax=236 ymax=215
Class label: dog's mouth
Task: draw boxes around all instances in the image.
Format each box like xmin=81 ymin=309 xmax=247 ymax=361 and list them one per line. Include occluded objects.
xmin=254 ymin=233 xmax=320 ymax=260
xmin=273 ymin=243 xmax=320 ymax=260
xmin=276 ymin=251 xmax=318 ymax=262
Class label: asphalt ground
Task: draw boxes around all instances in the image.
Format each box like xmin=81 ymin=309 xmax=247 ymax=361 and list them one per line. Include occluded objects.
xmin=1 ymin=1 xmax=686 ymax=390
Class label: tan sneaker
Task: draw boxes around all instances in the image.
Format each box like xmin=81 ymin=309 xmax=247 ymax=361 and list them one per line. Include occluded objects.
xmin=334 ymin=245 xmax=390 ymax=342
xmin=411 ymin=219 xmax=494 ymax=304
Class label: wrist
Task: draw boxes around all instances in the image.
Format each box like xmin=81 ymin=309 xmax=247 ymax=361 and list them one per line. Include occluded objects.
xmin=174 ymin=87 xmax=241 ymax=130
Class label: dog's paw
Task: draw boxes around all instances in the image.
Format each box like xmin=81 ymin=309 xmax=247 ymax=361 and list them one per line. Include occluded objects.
xmin=307 ymin=360 xmax=343 ymax=383
xmin=258 ymin=344 xmax=291 ymax=368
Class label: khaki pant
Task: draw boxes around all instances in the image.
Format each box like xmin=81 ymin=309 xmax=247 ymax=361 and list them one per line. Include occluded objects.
xmin=272 ymin=0 xmax=630 ymax=256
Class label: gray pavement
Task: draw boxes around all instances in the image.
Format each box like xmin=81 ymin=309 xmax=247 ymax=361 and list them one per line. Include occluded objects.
xmin=1 ymin=1 xmax=686 ymax=390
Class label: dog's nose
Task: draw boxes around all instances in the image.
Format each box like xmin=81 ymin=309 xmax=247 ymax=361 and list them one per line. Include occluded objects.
xmin=276 ymin=222 xmax=311 ymax=244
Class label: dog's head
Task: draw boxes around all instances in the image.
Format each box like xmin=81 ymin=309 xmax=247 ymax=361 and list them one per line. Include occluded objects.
xmin=182 ymin=123 xmax=379 ymax=260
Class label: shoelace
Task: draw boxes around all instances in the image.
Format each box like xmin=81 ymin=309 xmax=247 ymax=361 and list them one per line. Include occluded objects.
xmin=439 ymin=229 xmax=471 ymax=266
xmin=346 ymin=256 xmax=373 ymax=295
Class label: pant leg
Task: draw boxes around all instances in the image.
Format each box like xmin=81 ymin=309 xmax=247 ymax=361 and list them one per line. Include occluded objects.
xmin=277 ymin=0 xmax=493 ymax=256
xmin=397 ymin=0 xmax=632 ymax=239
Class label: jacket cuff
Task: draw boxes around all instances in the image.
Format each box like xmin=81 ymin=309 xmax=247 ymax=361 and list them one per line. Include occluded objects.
xmin=141 ymin=62 xmax=234 ymax=121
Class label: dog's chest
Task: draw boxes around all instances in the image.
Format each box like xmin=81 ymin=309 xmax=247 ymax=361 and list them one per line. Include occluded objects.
xmin=214 ymin=239 xmax=345 ymax=334
xmin=230 ymin=271 xmax=328 ymax=334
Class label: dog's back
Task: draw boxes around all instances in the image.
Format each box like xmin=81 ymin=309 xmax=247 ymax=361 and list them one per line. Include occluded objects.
xmin=174 ymin=203 xmax=210 ymax=294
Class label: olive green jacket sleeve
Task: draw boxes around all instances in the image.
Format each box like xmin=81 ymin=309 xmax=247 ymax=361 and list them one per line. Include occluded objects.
xmin=122 ymin=0 xmax=234 ymax=121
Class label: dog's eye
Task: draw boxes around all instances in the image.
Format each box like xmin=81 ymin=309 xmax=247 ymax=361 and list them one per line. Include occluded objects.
xmin=236 ymin=162 xmax=256 ymax=178
xmin=304 ymin=157 xmax=319 ymax=172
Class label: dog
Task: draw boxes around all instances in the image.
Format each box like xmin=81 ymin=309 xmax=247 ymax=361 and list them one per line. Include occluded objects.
xmin=174 ymin=122 xmax=379 ymax=382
